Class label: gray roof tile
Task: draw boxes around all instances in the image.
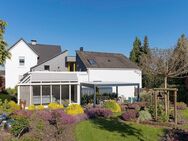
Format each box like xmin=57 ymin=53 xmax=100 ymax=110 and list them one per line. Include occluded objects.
xmin=76 ymin=51 xmax=140 ymax=69
xmin=28 ymin=43 xmax=61 ymax=64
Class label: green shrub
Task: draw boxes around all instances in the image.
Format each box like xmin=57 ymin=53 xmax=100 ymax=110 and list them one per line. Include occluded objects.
xmin=0 ymin=93 xmax=15 ymax=102
xmin=0 ymin=99 xmax=15 ymax=114
xmin=138 ymin=110 xmax=152 ymax=122
xmin=148 ymin=104 xmax=169 ymax=122
xmin=103 ymin=100 xmax=121 ymax=113
xmin=140 ymin=91 xmax=151 ymax=103
xmin=5 ymin=87 xmax=17 ymax=95
xmin=11 ymin=116 xmax=29 ymax=137
xmin=65 ymin=104 xmax=84 ymax=115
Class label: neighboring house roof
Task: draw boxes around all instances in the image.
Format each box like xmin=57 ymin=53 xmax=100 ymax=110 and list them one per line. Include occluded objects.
xmin=8 ymin=38 xmax=62 ymax=64
xmin=76 ymin=51 xmax=140 ymax=69
xmin=30 ymin=50 xmax=68 ymax=70
xmin=28 ymin=43 xmax=61 ymax=64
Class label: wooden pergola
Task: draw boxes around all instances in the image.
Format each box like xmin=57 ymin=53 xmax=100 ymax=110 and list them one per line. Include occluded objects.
xmin=152 ymin=88 xmax=178 ymax=124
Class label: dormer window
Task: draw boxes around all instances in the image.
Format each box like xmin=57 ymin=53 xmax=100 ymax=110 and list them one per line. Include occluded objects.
xmin=19 ymin=56 xmax=25 ymax=66
xmin=88 ymin=59 xmax=96 ymax=65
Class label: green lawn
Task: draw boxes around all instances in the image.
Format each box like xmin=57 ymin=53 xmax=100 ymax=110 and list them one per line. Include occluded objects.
xmin=75 ymin=118 xmax=165 ymax=141
xmin=180 ymin=108 xmax=188 ymax=119
xmin=179 ymin=108 xmax=188 ymax=129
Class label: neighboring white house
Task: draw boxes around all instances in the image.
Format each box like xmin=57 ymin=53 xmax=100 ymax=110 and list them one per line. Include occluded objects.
xmin=5 ymin=38 xmax=64 ymax=88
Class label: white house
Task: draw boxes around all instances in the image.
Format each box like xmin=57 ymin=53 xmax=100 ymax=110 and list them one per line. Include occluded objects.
xmin=17 ymin=47 xmax=142 ymax=107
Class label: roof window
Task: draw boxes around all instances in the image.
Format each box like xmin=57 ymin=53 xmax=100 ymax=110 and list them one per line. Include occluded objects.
xmin=88 ymin=59 xmax=96 ymax=65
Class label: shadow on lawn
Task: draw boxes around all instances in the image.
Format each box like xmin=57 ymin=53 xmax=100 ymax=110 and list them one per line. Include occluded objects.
xmin=91 ymin=117 xmax=145 ymax=141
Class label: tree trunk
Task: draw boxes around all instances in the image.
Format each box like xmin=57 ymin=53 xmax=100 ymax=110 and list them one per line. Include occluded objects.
xmin=164 ymin=76 xmax=167 ymax=88
xmin=164 ymin=76 xmax=168 ymax=116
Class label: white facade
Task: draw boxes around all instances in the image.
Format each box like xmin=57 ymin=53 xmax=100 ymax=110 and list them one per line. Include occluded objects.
xmin=5 ymin=40 xmax=38 ymax=88
xmin=87 ymin=68 xmax=142 ymax=99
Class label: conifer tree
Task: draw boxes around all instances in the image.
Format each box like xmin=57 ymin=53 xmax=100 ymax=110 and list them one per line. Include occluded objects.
xmin=142 ymin=36 xmax=150 ymax=56
xmin=129 ymin=37 xmax=142 ymax=64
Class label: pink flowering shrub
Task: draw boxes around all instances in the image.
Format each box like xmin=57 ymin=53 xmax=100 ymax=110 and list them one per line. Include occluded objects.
xmin=12 ymin=110 xmax=33 ymax=118
xmin=74 ymin=113 xmax=88 ymax=123
xmin=34 ymin=110 xmax=52 ymax=121
xmin=85 ymin=107 xmax=113 ymax=118
xmin=121 ymin=110 xmax=138 ymax=121
xmin=51 ymin=109 xmax=75 ymax=124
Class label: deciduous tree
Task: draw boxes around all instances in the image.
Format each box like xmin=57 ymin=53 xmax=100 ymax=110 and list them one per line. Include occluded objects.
xmin=141 ymin=34 xmax=188 ymax=88
xmin=0 ymin=20 xmax=10 ymax=64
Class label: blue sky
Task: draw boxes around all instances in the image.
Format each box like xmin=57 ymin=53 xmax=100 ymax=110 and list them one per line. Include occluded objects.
xmin=0 ymin=0 xmax=188 ymax=56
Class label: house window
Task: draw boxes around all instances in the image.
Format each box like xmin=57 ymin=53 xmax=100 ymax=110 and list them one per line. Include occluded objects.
xmin=19 ymin=56 xmax=25 ymax=66
xmin=44 ymin=65 xmax=50 ymax=71
xmin=88 ymin=59 xmax=96 ymax=65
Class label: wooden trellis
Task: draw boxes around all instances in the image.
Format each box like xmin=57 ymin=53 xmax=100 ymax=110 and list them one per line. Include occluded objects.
xmin=152 ymin=88 xmax=178 ymax=125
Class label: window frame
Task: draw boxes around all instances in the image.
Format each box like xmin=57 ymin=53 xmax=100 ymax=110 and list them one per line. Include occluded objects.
xmin=19 ymin=56 xmax=25 ymax=66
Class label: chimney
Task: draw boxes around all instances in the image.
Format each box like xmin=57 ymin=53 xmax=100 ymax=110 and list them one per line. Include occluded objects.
xmin=80 ymin=47 xmax=84 ymax=51
xmin=31 ymin=40 xmax=37 ymax=45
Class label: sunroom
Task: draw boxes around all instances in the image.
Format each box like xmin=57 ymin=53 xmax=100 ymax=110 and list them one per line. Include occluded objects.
xmin=17 ymin=72 xmax=81 ymax=107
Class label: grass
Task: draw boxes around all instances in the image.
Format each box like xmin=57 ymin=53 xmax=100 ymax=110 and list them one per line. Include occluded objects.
xmin=179 ymin=108 xmax=188 ymax=129
xmin=75 ymin=117 xmax=165 ymax=141
xmin=180 ymin=108 xmax=188 ymax=119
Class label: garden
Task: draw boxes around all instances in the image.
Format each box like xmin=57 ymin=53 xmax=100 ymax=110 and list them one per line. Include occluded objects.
xmin=1 ymin=90 xmax=188 ymax=141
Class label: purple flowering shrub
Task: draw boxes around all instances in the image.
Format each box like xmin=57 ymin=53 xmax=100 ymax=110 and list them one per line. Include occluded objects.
xmin=85 ymin=107 xmax=113 ymax=118
xmin=12 ymin=110 xmax=33 ymax=118
xmin=74 ymin=113 xmax=88 ymax=123
xmin=51 ymin=109 xmax=75 ymax=124
xmin=121 ymin=110 xmax=138 ymax=121
xmin=34 ymin=110 xmax=52 ymax=121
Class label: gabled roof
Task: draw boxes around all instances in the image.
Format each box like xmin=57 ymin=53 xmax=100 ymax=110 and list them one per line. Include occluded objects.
xmin=8 ymin=38 xmax=39 ymax=56
xmin=76 ymin=51 xmax=140 ymax=69
xmin=30 ymin=50 xmax=68 ymax=70
xmin=28 ymin=43 xmax=61 ymax=64
xmin=8 ymin=38 xmax=62 ymax=64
